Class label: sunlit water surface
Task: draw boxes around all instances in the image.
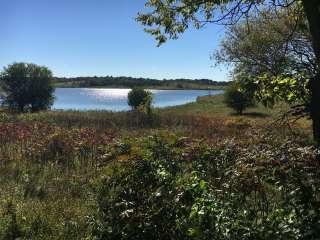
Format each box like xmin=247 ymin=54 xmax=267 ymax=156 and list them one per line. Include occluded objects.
xmin=53 ymin=88 xmax=224 ymax=111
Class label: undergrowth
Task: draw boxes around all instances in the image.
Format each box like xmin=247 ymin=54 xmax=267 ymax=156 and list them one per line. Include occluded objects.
xmin=0 ymin=97 xmax=317 ymax=239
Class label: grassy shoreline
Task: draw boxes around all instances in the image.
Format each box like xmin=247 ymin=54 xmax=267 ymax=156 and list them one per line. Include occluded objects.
xmin=1 ymin=94 xmax=311 ymax=138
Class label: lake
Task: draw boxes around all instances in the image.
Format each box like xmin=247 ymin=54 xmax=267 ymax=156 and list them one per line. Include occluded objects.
xmin=53 ymin=88 xmax=224 ymax=111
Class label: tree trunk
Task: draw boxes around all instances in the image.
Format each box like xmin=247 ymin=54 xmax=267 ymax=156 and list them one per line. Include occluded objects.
xmin=18 ymin=103 xmax=24 ymax=113
xmin=302 ymin=0 xmax=320 ymax=145
xmin=310 ymin=76 xmax=320 ymax=144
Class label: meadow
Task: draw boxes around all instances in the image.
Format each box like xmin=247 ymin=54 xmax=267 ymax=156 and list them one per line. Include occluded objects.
xmin=0 ymin=94 xmax=318 ymax=239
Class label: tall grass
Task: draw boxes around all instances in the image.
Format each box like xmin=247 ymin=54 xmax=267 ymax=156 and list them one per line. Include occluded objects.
xmin=0 ymin=94 xmax=315 ymax=239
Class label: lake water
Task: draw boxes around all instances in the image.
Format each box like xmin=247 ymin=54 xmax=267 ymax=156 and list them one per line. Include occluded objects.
xmin=52 ymin=88 xmax=224 ymax=111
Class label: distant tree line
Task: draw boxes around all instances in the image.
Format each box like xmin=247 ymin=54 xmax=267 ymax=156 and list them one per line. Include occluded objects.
xmin=54 ymin=76 xmax=229 ymax=89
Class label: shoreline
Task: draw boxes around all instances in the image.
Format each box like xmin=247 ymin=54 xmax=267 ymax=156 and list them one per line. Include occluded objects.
xmin=54 ymin=85 xmax=226 ymax=90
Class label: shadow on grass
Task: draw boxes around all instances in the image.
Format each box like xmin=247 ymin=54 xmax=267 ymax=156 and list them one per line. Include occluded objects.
xmin=231 ymin=112 xmax=269 ymax=118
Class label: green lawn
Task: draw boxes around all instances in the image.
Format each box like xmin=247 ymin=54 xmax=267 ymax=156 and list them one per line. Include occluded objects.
xmin=161 ymin=94 xmax=288 ymax=118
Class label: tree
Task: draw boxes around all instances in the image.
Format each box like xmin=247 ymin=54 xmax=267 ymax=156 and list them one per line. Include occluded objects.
xmin=0 ymin=63 xmax=54 ymax=112
xmin=137 ymin=0 xmax=320 ymax=144
xmin=215 ymin=7 xmax=315 ymax=76
xmin=224 ymin=82 xmax=255 ymax=115
xmin=128 ymin=87 xmax=153 ymax=111
xmin=215 ymin=7 xmax=313 ymax=109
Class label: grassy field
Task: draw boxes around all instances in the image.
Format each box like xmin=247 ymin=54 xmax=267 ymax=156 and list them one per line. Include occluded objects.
xmin=162 ymin=94 xmax=286 ymax=117
xmin=0 ymin=94 xmax=318 ymax=239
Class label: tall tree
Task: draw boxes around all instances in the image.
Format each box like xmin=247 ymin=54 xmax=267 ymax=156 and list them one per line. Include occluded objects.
xmin=302 ymin=0 xmax=320 ymax=143
xmin=215 ymin=7 xmax=313 ymax=108
xmin=0 ymin=63 xmax=54 ymax=112
xmin=137 ymin=0 xmax=320 ymax=143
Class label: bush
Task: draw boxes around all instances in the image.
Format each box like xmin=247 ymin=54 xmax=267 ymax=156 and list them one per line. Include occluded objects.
xmin=127 ymin=88 xmax=152 ymax=111
xmin=224 ymin=82 xmax=254 ymax=114
xmin=90 ymin=135 xmax=320 ymax=240
xmin=0 ymin=62 xmax=54 ymax=112
xmin=0 ymin=202 xmax=23 ymax=240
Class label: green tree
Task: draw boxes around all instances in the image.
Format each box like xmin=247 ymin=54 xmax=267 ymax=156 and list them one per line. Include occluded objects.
xmin=215 ymin=8 xmax=312 ymax=109
xmin=224 ymin=82 xmax=254 ymax=115
xmin=137 ymin=0 xmax=320 ymax=144
xmin=127 ymin=87 xmax=153 ymax=111
xmin=0 ymin=63 xmax=54 ymax=112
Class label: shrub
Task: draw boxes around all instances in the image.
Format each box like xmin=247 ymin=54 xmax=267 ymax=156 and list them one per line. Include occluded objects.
xmin=0 ymin=112 xmax=10 ymax=122
xmin=0 ymin=62 xmax=54 ymax=112
xmin=127 ymin=88 xmax=152 ymax=111
xmin=90 ymin=135 xmax=320 ymax=240
xmin=0 ymin=202 xmax=23 ymax=240
xmin=224 ymin=82 xmax=254 ymax=114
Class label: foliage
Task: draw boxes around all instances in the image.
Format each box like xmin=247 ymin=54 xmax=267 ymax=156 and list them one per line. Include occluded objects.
xmin=0 ymin=202 xmax=23 ymax=240
xmin=215 ymin=5 xmax=314 ymax=107
xmin=0 ymin=94 xmax=313 ymax=239
xmin=0 ymin=63 xmax=54 ymax=112
xmin=215 ymin=6 xmax=312 ymax=73
xmin=137 ymin=0 xmax=320 ymax=142
xmin=127 ymin=88 xmax=153 ymax=111
xmin=255 ymin=73 xmax=311 ymax=107
xmin=91 ymin=134 xmax=320 ymax=240
xmin=224 ymin=82 xmax=255 ymax=114
xmin=0 ymin=122 xmax=115 ymax=166
xmin=136 ymin=1 xmax=301 ymax=45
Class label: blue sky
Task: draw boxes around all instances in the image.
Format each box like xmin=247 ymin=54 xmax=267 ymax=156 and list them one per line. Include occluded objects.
xmin=1 ymin=0 xmax=229 ymax=81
